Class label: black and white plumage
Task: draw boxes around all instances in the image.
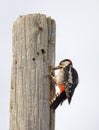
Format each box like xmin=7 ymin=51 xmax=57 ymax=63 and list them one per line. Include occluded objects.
xmin=50 ymin=59 xmax=79 ymax=109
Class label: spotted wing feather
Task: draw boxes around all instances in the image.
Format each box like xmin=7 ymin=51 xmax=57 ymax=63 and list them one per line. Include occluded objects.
xmin=63 ymin=66 xmax=79 ymax=104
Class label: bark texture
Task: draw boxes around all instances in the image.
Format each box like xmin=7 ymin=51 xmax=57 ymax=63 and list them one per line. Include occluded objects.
xmin=10 ymin=14 xmax=56 ymax=130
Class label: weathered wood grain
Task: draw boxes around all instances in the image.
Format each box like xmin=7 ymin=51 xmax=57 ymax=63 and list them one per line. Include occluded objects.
xmin=10 ymin=14 xmax=56 ymax=130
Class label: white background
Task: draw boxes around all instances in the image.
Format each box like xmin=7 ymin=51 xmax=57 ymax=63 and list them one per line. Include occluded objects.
xmin=0 ymin=0 xmax=99 ymax=130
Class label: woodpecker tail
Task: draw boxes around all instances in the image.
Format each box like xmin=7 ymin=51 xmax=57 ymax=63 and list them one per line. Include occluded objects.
xmin=67 ymin=88 xmax=75 ymax=104
xmin=50 ymin=91 xmax=67 ymax=109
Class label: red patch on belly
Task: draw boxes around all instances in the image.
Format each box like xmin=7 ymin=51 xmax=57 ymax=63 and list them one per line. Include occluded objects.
xmin=58 ymin=84 xmax=65 ymax=93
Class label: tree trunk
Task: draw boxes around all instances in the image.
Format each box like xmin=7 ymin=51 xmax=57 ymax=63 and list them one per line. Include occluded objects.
xmin=10 ymin=14 xmax=56 ymax=130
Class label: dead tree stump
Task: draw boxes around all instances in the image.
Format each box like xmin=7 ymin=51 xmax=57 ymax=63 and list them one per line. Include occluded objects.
xmin=10 ymin=14 xmax=56 ymax=130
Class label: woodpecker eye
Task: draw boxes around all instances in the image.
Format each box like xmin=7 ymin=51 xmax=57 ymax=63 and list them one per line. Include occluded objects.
xmin=59 ymin=62 xmax=62 ymax=65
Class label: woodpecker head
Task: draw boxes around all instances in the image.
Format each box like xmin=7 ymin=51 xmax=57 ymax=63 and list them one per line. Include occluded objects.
xmin=59 ymin=59 xmax=72 ymax=67
xmin=54 ymin=59 xmax=73 ymax=70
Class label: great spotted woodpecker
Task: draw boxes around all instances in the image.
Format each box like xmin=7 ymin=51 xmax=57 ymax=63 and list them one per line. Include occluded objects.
xmin=50 ymin=59 xmax=79 ymax=109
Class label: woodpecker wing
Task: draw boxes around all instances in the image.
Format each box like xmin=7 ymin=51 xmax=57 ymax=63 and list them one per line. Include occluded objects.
xmin=63 ymin=66 xmax=79 ymax=104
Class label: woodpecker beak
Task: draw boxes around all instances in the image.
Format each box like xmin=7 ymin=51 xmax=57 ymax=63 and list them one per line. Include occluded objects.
xmin=53 ymin=65 xmax=63 ymax=70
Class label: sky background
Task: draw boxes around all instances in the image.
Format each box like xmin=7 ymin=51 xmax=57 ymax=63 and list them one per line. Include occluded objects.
xmin=0 ymin=0 xmax=99 ymax=130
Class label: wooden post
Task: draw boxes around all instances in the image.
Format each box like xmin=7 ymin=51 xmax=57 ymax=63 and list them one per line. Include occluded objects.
xmin=10 ymin=14 xmax=56 ymax=130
